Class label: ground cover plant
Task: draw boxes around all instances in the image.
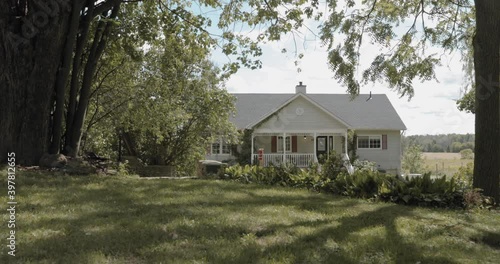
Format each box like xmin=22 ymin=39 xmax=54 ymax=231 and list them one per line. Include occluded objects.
xmin=220 ymin=156 xmax=492 ymax=209
xmin=1 ymin=169 xmax=499 ymax=263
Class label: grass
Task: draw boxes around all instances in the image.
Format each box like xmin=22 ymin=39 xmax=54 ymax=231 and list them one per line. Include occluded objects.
xmin=1 ymin=170 xmax=499 ymax=263
xmin=422 ymin=152 xmax=473 ymax=177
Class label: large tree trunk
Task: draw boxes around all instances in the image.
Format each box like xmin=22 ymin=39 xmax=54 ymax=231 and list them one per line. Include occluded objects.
xmin=48 ymin=0 xmax=84 ymax=154
xmin=64 ymin=0 xmax=96 ymax=155
xmin=0 ymin=1 xmax=71 ymax=165
xmin=65 ymin=3 xmax=121 ymax=157
xmin=473 ymin=0 xmax=500 ymax=202
xmin=65 ymin=19 xmax=107 ymax=157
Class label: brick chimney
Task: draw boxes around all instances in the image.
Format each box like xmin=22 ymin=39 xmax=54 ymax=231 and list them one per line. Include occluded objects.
xmin=295 ymin=81 xmax=306 ymax=94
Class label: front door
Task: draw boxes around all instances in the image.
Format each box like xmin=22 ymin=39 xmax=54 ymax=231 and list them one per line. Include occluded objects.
xmin=316 ymin=136 xmax=328 ymax=159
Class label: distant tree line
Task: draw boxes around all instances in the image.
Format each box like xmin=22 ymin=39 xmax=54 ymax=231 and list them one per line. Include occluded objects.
xmin=403 ymin=134 xmax=475 ymax=153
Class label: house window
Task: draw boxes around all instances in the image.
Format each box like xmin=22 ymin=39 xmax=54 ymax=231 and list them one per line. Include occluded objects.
xmin=212 ymin=140 xmax=231 ymax=155
xmin=222 ymin=143 xmax=231 ymax=154
xmin=277 ymin=136 xmax=291 ymax=152
xmin=358 ymin=136 xmax=381 ymax=149
xmin=211 ymin=142 xmax=220 ymax=154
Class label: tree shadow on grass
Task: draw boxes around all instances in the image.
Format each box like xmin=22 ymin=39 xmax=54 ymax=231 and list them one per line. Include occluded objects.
xmin=15 ymin=175 xmax=374 ymax=262
xmin=471 ymin=230 xmax=500 ymax=250
xmin=259 ymin=205 xmax=458 ymax=263
xmin=14 ymin=175 xmax=485 ymax=263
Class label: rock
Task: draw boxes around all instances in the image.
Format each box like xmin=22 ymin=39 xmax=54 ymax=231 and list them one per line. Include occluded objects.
xmin=64 ymin=158 xmax=97 ymax=175
xmin=39 ymin=153 xmax=67 ymax=168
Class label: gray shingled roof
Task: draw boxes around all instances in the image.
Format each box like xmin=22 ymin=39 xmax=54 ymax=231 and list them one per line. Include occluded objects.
xmin=230 ymin=93 xmax=406 ymax=130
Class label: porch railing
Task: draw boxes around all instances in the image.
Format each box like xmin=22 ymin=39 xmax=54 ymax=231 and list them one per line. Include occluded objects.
xmin=253 ymin=153 xmax=315 ymax=167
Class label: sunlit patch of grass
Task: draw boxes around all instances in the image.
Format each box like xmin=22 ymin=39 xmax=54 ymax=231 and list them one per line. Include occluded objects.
xmin=0 ymin=169 xmax=499 ymax=263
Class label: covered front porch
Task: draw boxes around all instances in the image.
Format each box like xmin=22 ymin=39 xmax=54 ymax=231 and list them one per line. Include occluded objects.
xmin=251 ymin=131 xmax=348 ymax=167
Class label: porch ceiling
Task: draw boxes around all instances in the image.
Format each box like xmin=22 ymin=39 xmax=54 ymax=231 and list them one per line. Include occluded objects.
xmin=252 ymin=131 xmax=346 ymax=136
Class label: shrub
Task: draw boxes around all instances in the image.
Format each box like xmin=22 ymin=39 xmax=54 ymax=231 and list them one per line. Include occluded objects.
xmin=453 ymin=162 xmax=473 ymax=189
xmin=460 ymin=149 xmax=474 ymax=159
xmin=233 ymin=129 xmax=253 ymax=165
xmin=352 ymin=160 xmax=377 ymax=172
xmin=463 ymin=189 xmax=484 ymax=209
xmin=323 ymin=170 xmax=469 ymax=208
xmin=289 ymin=167 xmax=323 ymax=190
xmin=220 ymin=163 xmax=302 ymax=186
xmin=321 ymin=152 xmax=345 ymax=180
xmin=257 ymin=163 xmax=296 ymax=186
xmin=117 ymin=160 xmax=130 ymax=175
xmin=219 ymin=162 xmax=491 ymax=209
xmin=451 ymin=163 xmax=494 ymax=209
xmin=219 ymin=164 xmax=259 ymax=183
xmin=333 ymin=170 xmax=387 ymax=198
xmin=402 ymin=145 xmax=424 ymax=173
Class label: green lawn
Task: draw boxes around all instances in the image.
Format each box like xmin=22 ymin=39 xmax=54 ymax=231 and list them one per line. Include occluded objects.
xmin=1 ymin=170 xmax=499 ymax=263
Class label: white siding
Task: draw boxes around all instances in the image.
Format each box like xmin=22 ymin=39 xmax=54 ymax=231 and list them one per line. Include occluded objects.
xmin=356 ymin=130 xmax=402 ymax=174
xmin=334 ymin=135 xmax=343 ymax=154
xmin=253 ymin=96 xmax=347 ymax=133
xmin=297 ymin=136 xmax=314 ymax=153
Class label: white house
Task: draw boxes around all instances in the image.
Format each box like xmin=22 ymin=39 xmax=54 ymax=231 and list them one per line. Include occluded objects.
xmin=206 ymin=82 xmax=406 ymax=174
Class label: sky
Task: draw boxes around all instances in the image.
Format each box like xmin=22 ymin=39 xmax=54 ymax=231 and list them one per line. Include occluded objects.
xmin=218 ymin=43 xmax=474 ymax=136
xmin=201 ymin=2 xmax=475 ymax=136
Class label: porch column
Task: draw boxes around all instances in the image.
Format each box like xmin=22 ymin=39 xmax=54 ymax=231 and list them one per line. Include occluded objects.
xmin=313 ymin=132 xmax=317 ymax=162
xmin=344 ymin=131 xmax=348 ymax=156
xmin=282 ymin=132 xmax=286 ymax=163
xmin=251 ymin=134 xmax=254 ymax=164
xmin=328 ymin=133 xmax=333 ymax=159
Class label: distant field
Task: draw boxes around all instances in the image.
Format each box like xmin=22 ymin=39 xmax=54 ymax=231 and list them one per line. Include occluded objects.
xmin=422 ymin=152 xmax=473 ymax=177
xmin=422 ymin=152 xmax=461 ymax=160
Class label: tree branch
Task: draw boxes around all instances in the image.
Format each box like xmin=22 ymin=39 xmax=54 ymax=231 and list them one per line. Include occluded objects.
xmin=447 ymin=0 xmax=473 ymax=8
xmin=90 ymin=58 xmax=126 ymax=99
xmin=87 ymin=96 xmax=134 ymax=131
xmin=91 ymin=0 xmax=122 ymax=17
xmin=357 ymin=0 xmax=378 ymax=58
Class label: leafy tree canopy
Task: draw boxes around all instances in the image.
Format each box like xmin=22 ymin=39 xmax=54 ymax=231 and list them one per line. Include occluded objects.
xmin=80 ymin=2 xmax=239 ymax=172
xmin=402 ymin=144 xmax=425 ymax=174
xmin=216 ymin=0 xmax=475 ymax=97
